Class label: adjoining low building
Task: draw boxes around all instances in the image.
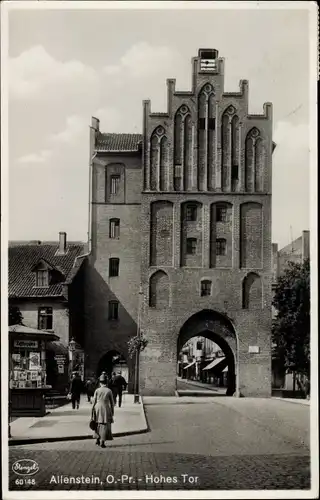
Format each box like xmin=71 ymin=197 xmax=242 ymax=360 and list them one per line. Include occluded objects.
xmin=9 ymin=232 xmax=86 ymax=393
xmin=271 ymin=230 xmax=310 ymax=393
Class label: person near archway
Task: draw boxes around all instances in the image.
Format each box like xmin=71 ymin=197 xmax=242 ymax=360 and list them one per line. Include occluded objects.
xmin=91 ymin=374 xmax=115 ymax=448
xmin=85 ymin=377 xmax=95 ymax=403
xmin=111 ymin=370 xmax=127 ymax=408
xmin=69 ymin=372 xmax=83 ymax=410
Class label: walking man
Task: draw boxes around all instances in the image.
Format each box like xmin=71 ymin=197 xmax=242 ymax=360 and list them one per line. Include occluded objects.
xmin=69 ymin=372 xmax=83 ymax=410
xmin=112 ymin=371 xmax=127 ymax=408
xmin=85 ymin=378 xmax=95 ymax=403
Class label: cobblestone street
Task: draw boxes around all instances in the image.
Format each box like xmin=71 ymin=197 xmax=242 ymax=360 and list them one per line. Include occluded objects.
xmin=8 ymin=397 xmax=311 ymax=491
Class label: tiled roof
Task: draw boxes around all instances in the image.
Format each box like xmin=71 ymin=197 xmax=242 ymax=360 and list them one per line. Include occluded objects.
xmin=95 ymin=133 xmax=142 ymax=152
xmin=9 ymin=243 xmax=85 ymax=298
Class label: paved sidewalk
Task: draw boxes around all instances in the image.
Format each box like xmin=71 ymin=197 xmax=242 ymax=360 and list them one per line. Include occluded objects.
xmin=177 ymin=378 xmax=310 ymax=405
xmin=9 ymin=394 xmax=148 ymax=445
xmin=177 ymin=377 xmax=227 ymax=395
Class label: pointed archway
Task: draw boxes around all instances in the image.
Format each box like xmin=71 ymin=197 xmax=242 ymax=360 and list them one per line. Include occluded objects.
xmin=177 ymin=309 xmax=238 ymax=395
xmin=96 ymin=350 xmax=127 ymax=378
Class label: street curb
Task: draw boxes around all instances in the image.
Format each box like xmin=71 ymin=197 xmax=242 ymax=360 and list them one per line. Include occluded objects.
xmin=140 ymin=395 xmax=150 ymax=432
xmin=272 ymin=397 xmax=310 ymax=406
xmin=9 ymin=397 xmax=149 ymax=447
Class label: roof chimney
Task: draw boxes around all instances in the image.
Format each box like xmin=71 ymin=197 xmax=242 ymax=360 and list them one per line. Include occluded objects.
xmin=58 ymin=232 xmax=67 ymax=255
xmin=91 ymin=116 xmax=100 ymax=132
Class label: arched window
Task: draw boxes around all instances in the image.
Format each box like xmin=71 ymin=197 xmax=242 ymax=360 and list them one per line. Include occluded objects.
xmin=109 ymin=218 xmax=120 ymax=239
xmin=242 ymin=272 xmax=262 ymax=309
xmin=201 ymin=280 xmax=212 ymax=297
xmin=149 ymin=270 xmax=169 ymax=309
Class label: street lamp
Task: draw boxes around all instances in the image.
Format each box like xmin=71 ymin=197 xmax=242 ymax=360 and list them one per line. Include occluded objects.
xmin=134 ymin=285 xmax=144 ymax=404
xmin=68 ymin=338 xmax=76 ymax=378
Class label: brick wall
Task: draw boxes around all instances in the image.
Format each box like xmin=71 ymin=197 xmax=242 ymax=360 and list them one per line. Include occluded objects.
xmin=84 ymin=154 xmax=142 ymax=391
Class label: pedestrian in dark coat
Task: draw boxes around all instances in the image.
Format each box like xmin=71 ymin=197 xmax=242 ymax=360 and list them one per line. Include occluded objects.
xmin=69 ymin=372 xmax=83 ymax=410
xmin=85 ymin=378 xmax=95 ymax=403
xmin=112 ymin=371 xmax=127 ymax=408
xmin=91 ymin=374 xmax=115 ymax=448
xmin=108 ymin=372 xmax=117 ymax=401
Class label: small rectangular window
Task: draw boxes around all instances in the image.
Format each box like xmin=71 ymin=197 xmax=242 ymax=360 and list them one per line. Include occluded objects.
xmin=232 ymin=165 xmax=239 ymax=180
xmin=108 ymin=301 xmax=119 ymax=320
xmin=198 ymin=118 xmax=206 ymax=130
xmin=208 ymin=118 xmax=216 ymax=130
xmin=36 ymin=270 xmax=49 ymax=287
xmin=201 ymin=280 xmax=212 ymax=297
xmin=216 ymin=239 xmax=227 ymax=256
xmin=174 ymin=177 xmax=181 ymax=191
xmin=109 ymin=219 xmax=120 ymax=239
xmin=38 ymin=307 xmax=53 ymax=330
xmin=216 ymin=206 xmax=227 ymax=222
xmin=109 ymin=258 xmax=119 ymax=277
xmin=196 ymin=341 xmax=203 ymax=350
xmin=186 ymin=205 xmax=197 ymax=222
xmin=186 ymin=238 xmax=197 ymax=255
xmin=110 ymin=175 xmax=120 ymax=195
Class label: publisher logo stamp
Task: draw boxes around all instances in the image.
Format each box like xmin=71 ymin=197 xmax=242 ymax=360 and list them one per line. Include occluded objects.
xmin=12 ymin=460 xmax=39 ymax=476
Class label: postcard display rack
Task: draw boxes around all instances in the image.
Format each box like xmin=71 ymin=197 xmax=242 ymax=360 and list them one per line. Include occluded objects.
xmin=10 ymin=338 xmax=51 ymax=417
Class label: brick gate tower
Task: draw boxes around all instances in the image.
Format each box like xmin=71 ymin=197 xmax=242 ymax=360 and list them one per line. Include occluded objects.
xmin=86 ymin=49 xmax=275 ymax=397
xmin=138 ymin=49 xmax=274 ymax=397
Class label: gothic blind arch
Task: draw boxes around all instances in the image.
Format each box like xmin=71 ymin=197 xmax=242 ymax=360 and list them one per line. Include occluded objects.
xmin=159 ymin=136 xmax=169 ymax=191
xmin=150 ymin=126 xmax=166 ymax=191
xmin=149 ymin=270 xmax=170 ymax=309
xmin=240 ymin=202 xmax=263 ymax=269
xmin=245 ymin=127 xmax=263 ymax=192
xmin=197 ymin=84 xmax=215 ymax=190
xmin=221 ymin=105 xmax=238 ymax=192
xmin=242 ymin=272 xmax=262 ymax=309
xmin=174 ymin=105 xmax=192 ymax=191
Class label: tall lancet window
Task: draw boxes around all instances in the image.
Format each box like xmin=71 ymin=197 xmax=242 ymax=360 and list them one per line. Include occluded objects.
xmin=254 ymin=137 xmax=264 ymax=192
xmin=159 ymin=136 xmax=168 ymax=191
xmin=150 ymin=133 xmax=159 ymax=191
xmin=183 ymin=110 xmax=192 ymax=191
xmin=174 ymin=105 xmax=191 ymax=191
xmin=197 ymin=84 xmax=214 ymax=191
xmin=220 ymin=107 xmax=231 ymax=191
xmin=174 ymin=112 xmax=183 ymax=166
xmin=245 ymin=127 xmax=261 ymax=192
xmin=231 ymin=115 xmax=239 ymax=192
xmin=150 ymin=126 xmax=166 ymax=191
xmin=207 ymin=93 xmax=216 ymax=190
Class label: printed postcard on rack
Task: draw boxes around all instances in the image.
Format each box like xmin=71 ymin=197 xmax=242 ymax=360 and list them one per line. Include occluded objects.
xmin=1 ymin=1 xmax=318 ymax=499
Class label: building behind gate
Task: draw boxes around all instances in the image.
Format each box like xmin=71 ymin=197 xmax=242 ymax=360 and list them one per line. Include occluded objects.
xmin=85 ymin=49 xmax=275 ymax=397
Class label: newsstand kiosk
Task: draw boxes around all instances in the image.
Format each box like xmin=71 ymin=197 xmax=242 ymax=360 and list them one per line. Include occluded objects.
xmin=9 ymin=324 xmax=60 ymax=417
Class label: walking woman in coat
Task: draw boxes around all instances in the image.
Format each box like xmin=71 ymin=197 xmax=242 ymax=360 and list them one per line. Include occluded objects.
xmin=91 ymin=374 xmax=115 ymax=448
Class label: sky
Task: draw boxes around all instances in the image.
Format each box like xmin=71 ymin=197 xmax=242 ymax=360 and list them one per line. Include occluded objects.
xmin=6 ymin=4 xmax=313 ymax=249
